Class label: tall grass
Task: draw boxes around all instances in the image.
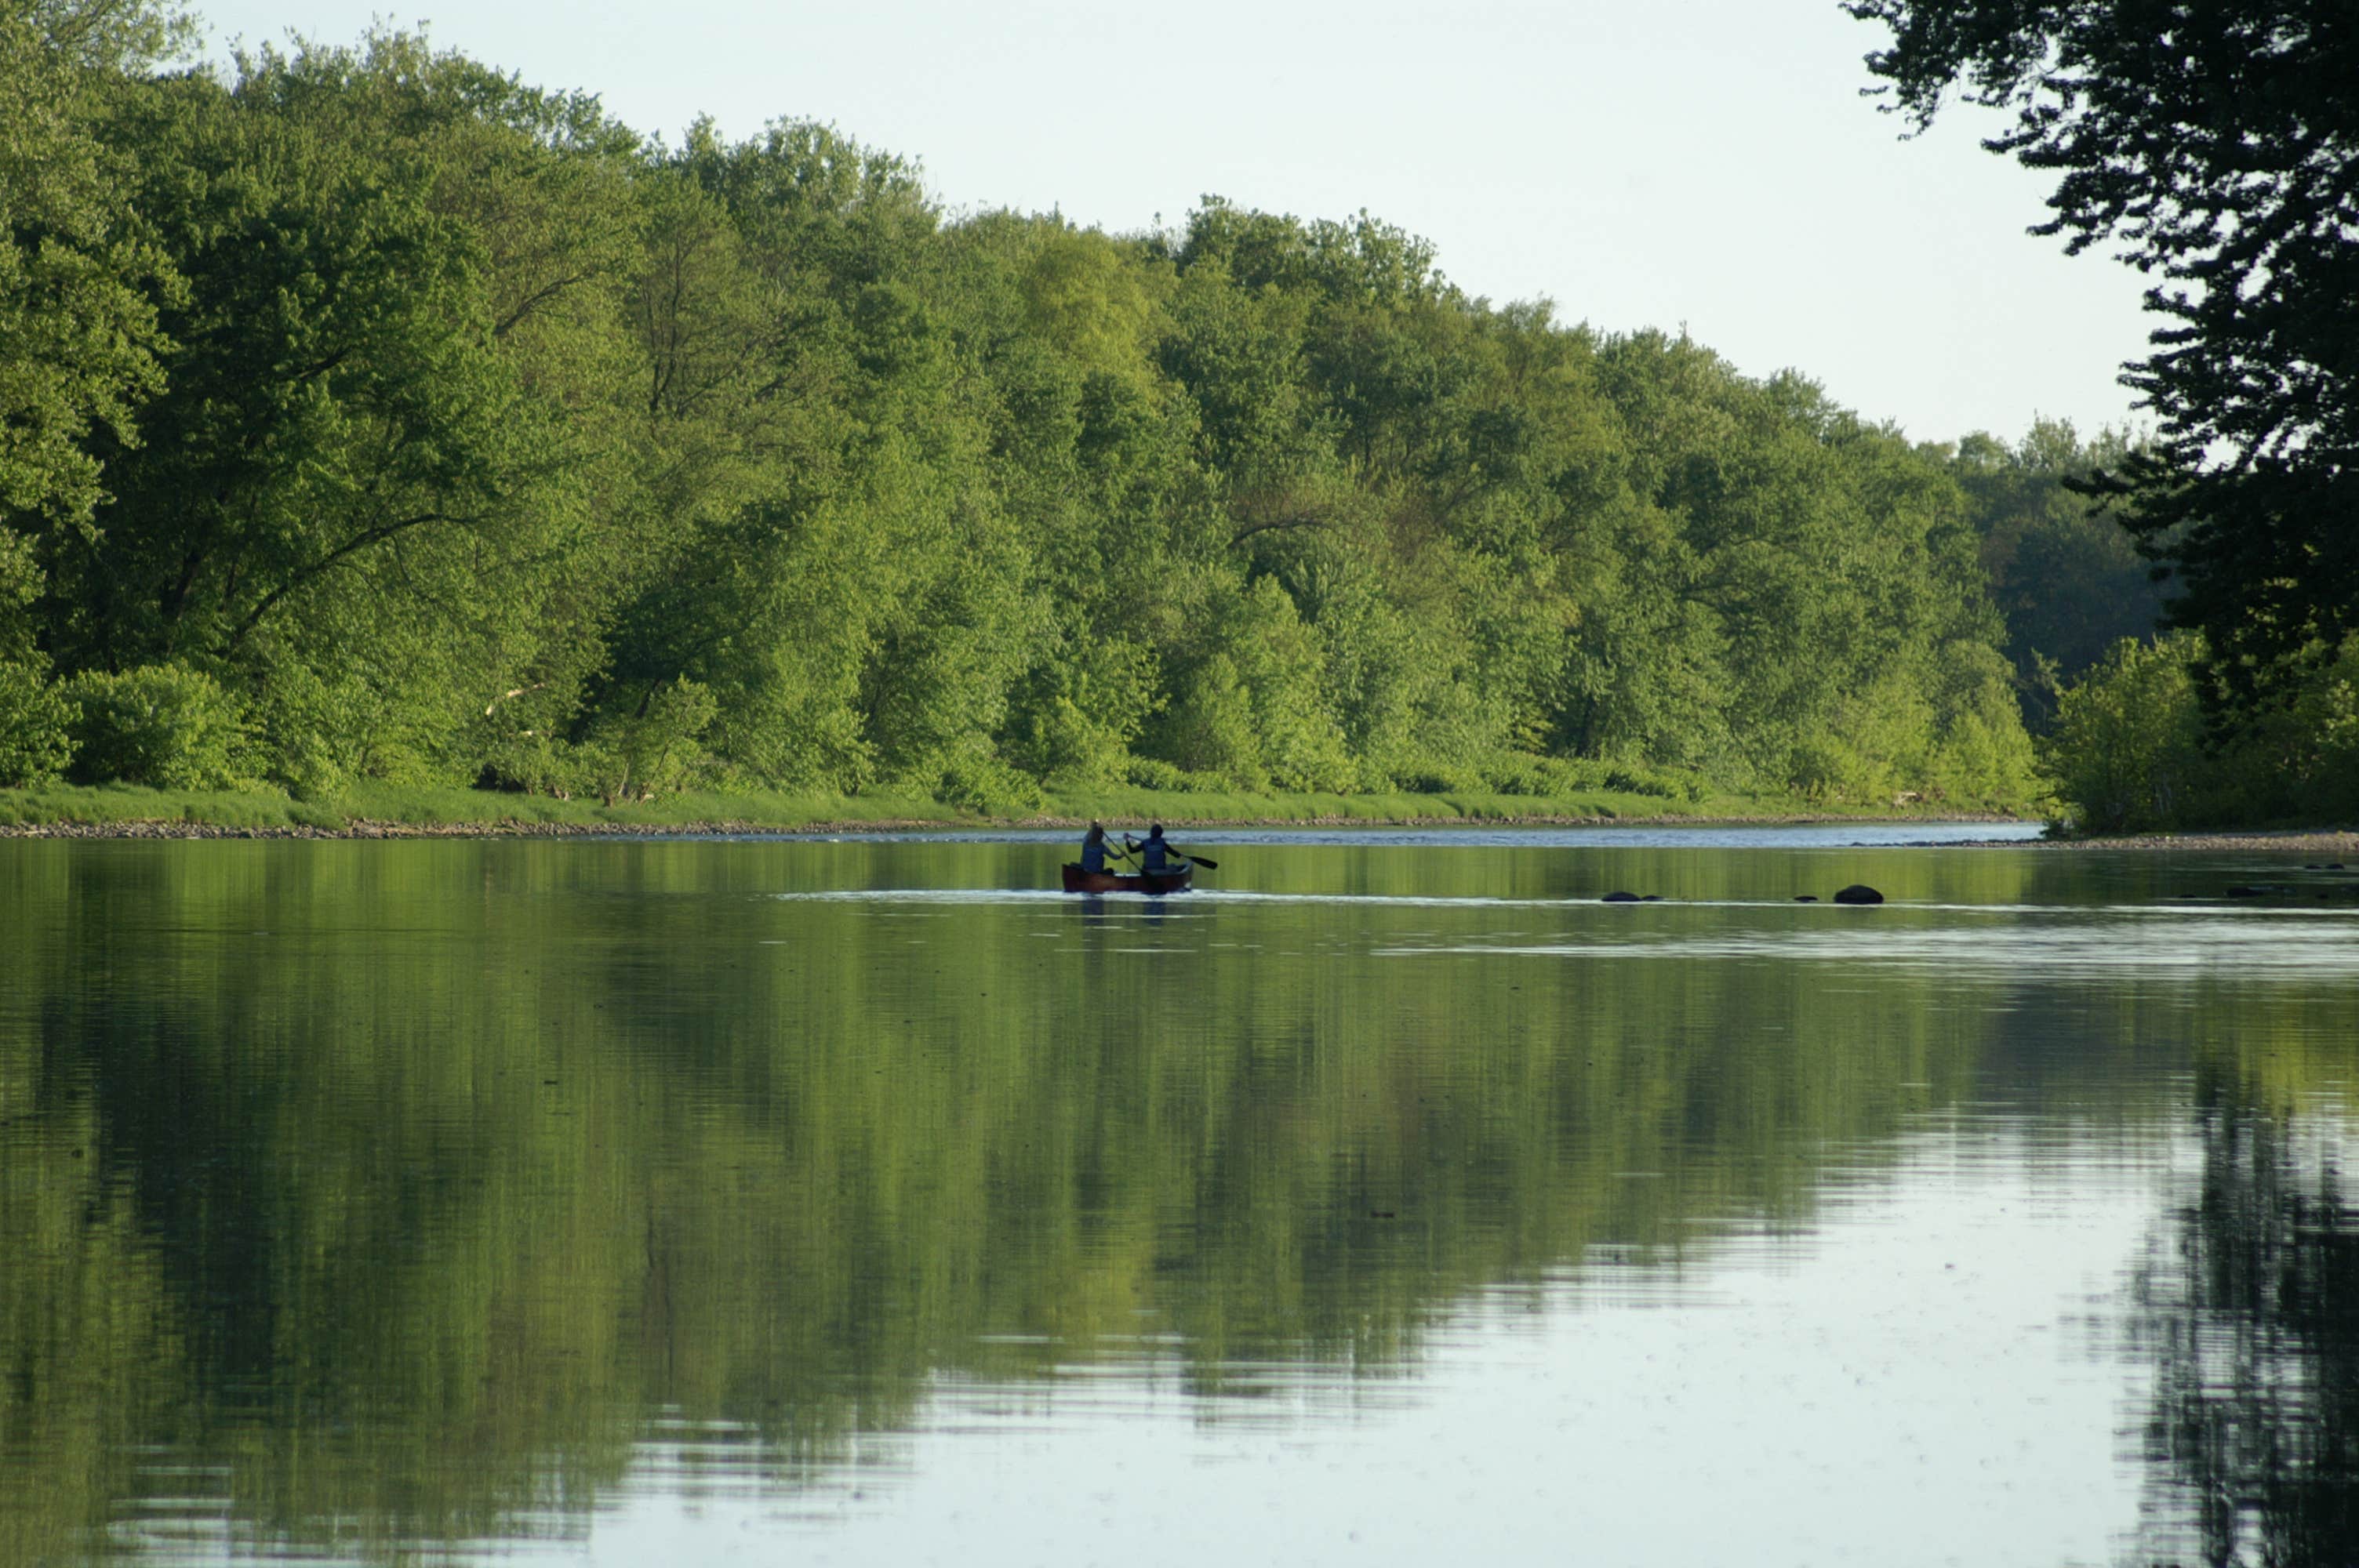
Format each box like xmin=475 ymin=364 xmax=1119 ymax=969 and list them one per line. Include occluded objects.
xmin=1039 ymin=786 xmax=1710 ymax=824
xmin=0 ymin=781 xmax=2013 ymax=833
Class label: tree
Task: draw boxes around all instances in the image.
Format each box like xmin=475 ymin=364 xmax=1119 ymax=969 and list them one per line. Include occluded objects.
xmin=0 ymin=17 xmax=2053 ymax=808
xmin=2 ymin=1 xmax=187 ymax=786
xmin=0 ymin=0 xmax=181 ymax=531
xmin=1950 ymin=420 xmax=2168 ymax=727
xmin=2041 ymin=633 xmax=2206 ymax=829
xmin=1847 ymin=1 xmax=2358 ymax=701
xmin=41 ymin=38 xmax=634 ymax=789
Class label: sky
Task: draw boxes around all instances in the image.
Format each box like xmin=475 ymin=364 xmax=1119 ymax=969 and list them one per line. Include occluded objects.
xmin=187 ymin=0 xmax=2156 ymax=449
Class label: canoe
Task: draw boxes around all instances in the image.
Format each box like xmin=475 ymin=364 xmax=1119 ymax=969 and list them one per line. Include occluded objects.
xmin=1061 ymin=862 xmax=1193 ymax=895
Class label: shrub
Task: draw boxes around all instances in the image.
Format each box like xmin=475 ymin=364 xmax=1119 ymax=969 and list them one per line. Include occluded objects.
xmin=2041 ymin=637 xmax=2205 ymax=832
xmin=1154 ymin=652 xmax=1264 ymax=788
xmin=63 ymin=663 xmax=245 ymax=789
xmin=2044 ymin=633 xmax=2359 ymax=830
xmin=936 ymin=736 xmax=1045 ymax=814
xmin=1144 ymin=579 xmax=1358 ymax=793
xmin=1925 ymin=647 xmax=2042 ymax=807
xmin=579 ymin=677 xmax=719 ymax=801
xmin=1393 ymin=768 xmax=1470 ymax=794
xmin=2195 ymin=637 xmax=2359 ymax=825
xmin=1004 ymin=636 xmax=1161 ymax=786
xmin=1124 ymin=757 xmax=1223 ymax=793
xmin=0 ymin=660 xmax=76 ymax=786
xmin=1602 ymin=764 xmax=1688 ymax=801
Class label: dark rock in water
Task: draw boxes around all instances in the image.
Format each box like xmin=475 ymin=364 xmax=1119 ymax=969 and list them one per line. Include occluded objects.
xmin=1641 ymin=894 xmax=1665 ymax=902
xmin=2223 ymin=884 xmax=2281 ymax=898
xmin=1833 ymin=884 xmax=1885 ymax=906
xmin=2332 ymin=863 xmax=2349 ymax=871
xmin=1602 ymin=891 xmax=1641 ymax=903
xmin=1794 ymin=895 xmax=1819 ymax=903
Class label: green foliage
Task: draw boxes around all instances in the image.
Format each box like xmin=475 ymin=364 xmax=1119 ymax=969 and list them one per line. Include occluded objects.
xmin=1155 ymin=649 xmax=1262 ymax=786
xmin=0 ymin=17 xmax=2056 ymax=820
xmin=1948 ymin=421 xmax=2167 ymax=730
xmin=2043 ymin=637 xmax=2209 ymax=833
xmin=0 ymin=0 xmax=179 ymax=531
xmin=1924 ymin=643 xmax=2042 ymax=808
xmin=932 ymin=735 xmax=1045 ymax=815
xmin=62 ymin=661 xmax=243 ymax=787
xmin=1 ymin=524 xmax=48 ymax=662
xmin=2193 ymin=641 xmax=2359 ymax=828
xmin=44 ymin=37 xmax=624 ymax=793
xmin=578 ymin=675 xmax=717 ymax=801
xmin=1004 ymin=633 xmax=1160 ymax=786
xmin=2045 ymin=633 xmax=2359 ymax=833
xmin=0 ymin=658 xmax=75 ymax=785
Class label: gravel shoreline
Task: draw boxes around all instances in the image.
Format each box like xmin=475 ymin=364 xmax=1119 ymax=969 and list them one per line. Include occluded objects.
xmin=2011 ymin=828 xmax=2359 ymax=853
xmin=1 ymin=815 xmax=2008 ymax=840
xmin=6 ymin=815 xmax=2352 ymax=848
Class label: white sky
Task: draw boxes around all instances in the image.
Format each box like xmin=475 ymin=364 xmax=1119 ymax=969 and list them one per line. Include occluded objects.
xmin=189 ymin=0 xmax=2155 ymax=448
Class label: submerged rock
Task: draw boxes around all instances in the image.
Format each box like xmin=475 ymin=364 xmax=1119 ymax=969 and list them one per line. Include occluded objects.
xmin=1794 ymin=895 xmax=1819 ymax=903
xmin=1601 ymin=891 xmax=1641 ymax=903
xmin=1833 ymin=884 xmax=1885 ymax=906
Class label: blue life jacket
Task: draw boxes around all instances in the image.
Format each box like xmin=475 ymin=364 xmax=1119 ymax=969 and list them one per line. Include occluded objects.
xmin=1081 ymin=837 xmax=1107 ymax=872
xmin=1141 ymin=837 xmax=1170 ymax=872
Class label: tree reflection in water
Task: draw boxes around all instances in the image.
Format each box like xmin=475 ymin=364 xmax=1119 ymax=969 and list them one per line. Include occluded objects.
xmin=2130 ymin=1070 xmax=2359 ymax=1567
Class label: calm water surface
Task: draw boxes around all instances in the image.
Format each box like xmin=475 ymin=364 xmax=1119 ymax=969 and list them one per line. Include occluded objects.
xmin=5 ymin=828 xmax=2358 ymax=1566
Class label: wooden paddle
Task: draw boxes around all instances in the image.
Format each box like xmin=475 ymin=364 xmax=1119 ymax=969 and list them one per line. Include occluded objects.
xmin=1125 ymin=833 xmax=1217 ymax=871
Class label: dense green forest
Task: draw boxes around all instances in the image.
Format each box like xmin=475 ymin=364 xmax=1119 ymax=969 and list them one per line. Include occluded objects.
xmin=1950 ymin=420 xmax=2164 ymax=732
xmin=6 ymin=3 xmax=2171 ymax=816
xmin=18 ymin=2 xmax=2335 ymax=829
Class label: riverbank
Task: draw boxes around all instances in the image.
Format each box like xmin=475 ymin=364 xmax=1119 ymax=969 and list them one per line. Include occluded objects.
xmin=0 ymin=782 xmax=2030 ymax=838
xmin=3 ymin=795 xmax=2351 ymax=850
xmin=2032 ymin=828 xmax=2359 ymax=853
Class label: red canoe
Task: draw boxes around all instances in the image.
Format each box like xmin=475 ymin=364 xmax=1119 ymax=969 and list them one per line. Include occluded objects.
xmin=1061 ymin=863 xmax=1194 ymax=895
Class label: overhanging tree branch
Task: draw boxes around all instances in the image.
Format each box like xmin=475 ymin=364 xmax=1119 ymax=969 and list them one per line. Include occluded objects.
xmin=222 ymin=509 xmax=471 ymax=650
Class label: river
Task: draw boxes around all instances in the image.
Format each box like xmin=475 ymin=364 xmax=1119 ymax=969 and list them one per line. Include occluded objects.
xmin=5 ymin=826 xmax=2356 ymax=1565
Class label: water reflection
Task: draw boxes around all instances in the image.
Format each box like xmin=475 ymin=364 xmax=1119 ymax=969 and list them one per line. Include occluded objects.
xmin=2128 ymin=1072 xmax=2359 ymax=1567
xmin=0 ymin=837 xmax=2352 ymax=1563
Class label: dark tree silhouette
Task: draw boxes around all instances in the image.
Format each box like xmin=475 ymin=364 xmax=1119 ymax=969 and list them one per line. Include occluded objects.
xmin=1848 ymin=2 xmax=2359 ymax=704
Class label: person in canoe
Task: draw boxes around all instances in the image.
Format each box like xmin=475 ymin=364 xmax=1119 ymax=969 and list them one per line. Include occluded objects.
xmin=1137 ymin=823 xmax=1181 ymax=873
xmin=1061 ymin=826 xmax=1212 ymax=892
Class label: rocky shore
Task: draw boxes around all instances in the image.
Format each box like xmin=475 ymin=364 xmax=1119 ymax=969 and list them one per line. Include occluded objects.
xmin=1 ymin=809 xmax=2025 ymax=840
xmin=1994 ymin=828 xmax=2359 ymax=853
xmin=6 ymin=814 xmax=2350 ymax=848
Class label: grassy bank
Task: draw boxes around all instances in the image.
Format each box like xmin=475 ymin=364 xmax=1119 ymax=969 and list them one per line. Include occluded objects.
xmin=0 ymin=782 xmax=2025 ymax=836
